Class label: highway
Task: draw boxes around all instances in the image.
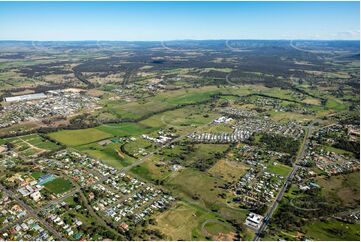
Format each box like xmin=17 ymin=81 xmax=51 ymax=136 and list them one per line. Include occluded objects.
xmin=253 ymin=122 xmax=314 ymax=241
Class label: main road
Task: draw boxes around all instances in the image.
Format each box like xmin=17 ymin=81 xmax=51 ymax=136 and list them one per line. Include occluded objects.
xmin=0 ymin=184 xmax=65 ymax=240
xmin=253 ymin=121 xmax=315 ymax=241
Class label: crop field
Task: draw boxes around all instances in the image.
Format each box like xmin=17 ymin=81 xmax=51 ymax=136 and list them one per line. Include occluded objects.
xmin=48 ymin=128 xmax=113 ymax=146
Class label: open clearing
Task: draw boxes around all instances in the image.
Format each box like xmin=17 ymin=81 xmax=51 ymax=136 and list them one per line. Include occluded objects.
xmin=77 ymin=142 xmax=133 ymax=169
xmin=139 ymin=105 xmax=218 ymax=130
xmin=48 ymin=128 xmax=112 ymax=146
xmin=96 ymin=122 xmax=152 ymax=137
xmin=304 ymin=219 xmax=360 ymax=241
xmin=130 ymin=155 xmax=172 ymax=181
xmin=150 ymin=201 xmax=231 ymax=241
xmin=2 ymin=134 xmax=61 ymax=157
xmin=317 ymin=172 xmax=360 ymax=208
xmin=266 ymin=162 xmax=292 ymax=177
xmin=166 ymin=168 xmax=226 ymax=208
xmin=208 ymin=159 xmax=249 ymax=182
xmin=44 ymin=177 xmax=73 ymax=194
xmin=203 ymin=220 xmax=236 ymax=240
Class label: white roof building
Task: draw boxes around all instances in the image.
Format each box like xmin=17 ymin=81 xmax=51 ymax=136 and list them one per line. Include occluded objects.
xmin=4 ymin=93 xmax=47 ymax=102
xmin=245 ymin=212 xmax=264 ymax=230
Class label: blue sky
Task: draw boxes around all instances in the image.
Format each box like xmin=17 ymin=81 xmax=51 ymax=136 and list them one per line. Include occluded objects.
xmin=0 ymin=1 xmax=359 ymax=41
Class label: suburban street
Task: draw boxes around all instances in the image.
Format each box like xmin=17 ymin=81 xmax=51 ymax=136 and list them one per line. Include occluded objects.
xmin=0 ymin=184 xmax=65 ymax=241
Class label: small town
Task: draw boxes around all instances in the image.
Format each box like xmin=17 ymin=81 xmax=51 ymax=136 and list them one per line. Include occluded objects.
xmin=0 ymin=2 xmax=359 ymax=240
xmin=0 ymin=89 xmax=99 ymax=129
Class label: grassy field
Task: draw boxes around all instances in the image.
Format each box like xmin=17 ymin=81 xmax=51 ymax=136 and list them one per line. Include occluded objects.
xmin=304 ymin=219 xmax=360 ymax=241
xmin=130 ymin=155 xmax=172 ymax=181
xmin=208 ymin=159 xmax=249 ymax=182
xmin=101 ymin=85 xmax=260 ymax=120
xmin=139 ymin=105 xmax=218 ymax=130
xmin=96 ymin=122 xmax=152 ymax=137
xmin=162 ymin=143 xmax=229 ymax=167
xmin=198 ymin=123 xmax=234 ymax=133
xmin=150 ymin=201 xmax=232 ymax=241
xmin=123 ymin=138 xmax=154 ymax=157
xmin=203 ymin=221 xmax=235 ymax=239
xmin=303 ymin=97 xmax=321 ymax=105
xmin=131 ymin=158 xmax=250 ymax=226
xmin=325 ymin=98 xmax=347 ymax=111
xmin=267 ymin=110 xmax=314 ymax=123
xmin=31 ymin=171 xmax=45 ymax=179
xmin=2 ymin=134 xmax=61 ymax=157
xmin=266 ymin=162 xmax=292 ymax=177
xmin=77 ymin=142 xmax=133 ymax=169
xmin=166 ymin=168 xmax=226 ymax=208
xmin=321 ymin=144 xmax=353 ymax=156
xmin=317 ymin=172 xmax=360 ymax=208
xmin=48 ymin=128 xmax=112 ymax=146
xmin=0 ymin=122 xmax=43 ymax=137
xmin=44 ymin=177 xmax=73 ymax=194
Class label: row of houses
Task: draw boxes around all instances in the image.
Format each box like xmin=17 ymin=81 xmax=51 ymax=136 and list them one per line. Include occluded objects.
xmin=1 ymin=218 xmax=53 ymax=241
xmin=233 ymin=168 xmax=284 ymax=209
xmin=0 ymin=194 xmax=27 ymax=228
xmin=188 ymin=130 xmax=252 ymax=144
